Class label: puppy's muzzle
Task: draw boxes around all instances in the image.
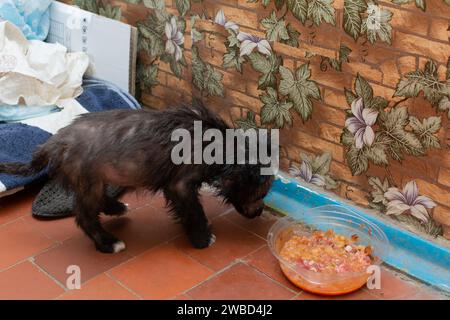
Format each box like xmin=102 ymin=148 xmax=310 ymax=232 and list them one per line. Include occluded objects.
xmin=243 ymin=204 xmax=264 ymax=219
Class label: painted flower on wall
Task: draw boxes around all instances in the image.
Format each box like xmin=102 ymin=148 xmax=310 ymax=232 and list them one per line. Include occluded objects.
xmin=237 ymin=32 xmax=272 ymax=57
xmin=384 ymin=181 xmax=436 ymax=223
xmin=345 ymin=98 xmax=378 ymax=149
xmin=290 ymin=162 xmax=326 ymax=187
xmin=369 ymin=177 xmax=441 ymax=237
xmin=289 ymin=152 xmax=338 ymax=190
xmin=214 ymin=9 xmax=239 ymax=32
xmin=165 ymin=16 xmax=184 ymax=61
xmin=366 ymin=4 xmax=383 ymax=31
xmin=363 ymin=3 xmax=393 ymax=44
xmin=344 ymin=1 xmax=393 ymax=44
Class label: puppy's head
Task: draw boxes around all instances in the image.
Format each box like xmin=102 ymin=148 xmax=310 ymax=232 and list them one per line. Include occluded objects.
xmin=219 ymin=165 xmax=274 ymax=219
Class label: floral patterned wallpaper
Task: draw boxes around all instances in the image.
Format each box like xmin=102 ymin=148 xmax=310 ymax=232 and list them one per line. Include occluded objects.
xmin=68 ymin=0 xmax=450 ymax=241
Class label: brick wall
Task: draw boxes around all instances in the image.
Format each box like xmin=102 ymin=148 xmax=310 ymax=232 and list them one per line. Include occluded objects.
xmin=64 ymin=0 xmax=450 ymax=240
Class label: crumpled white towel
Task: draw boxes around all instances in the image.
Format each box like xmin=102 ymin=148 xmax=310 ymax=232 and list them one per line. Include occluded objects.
xmin=0 ymin=21 xmax=89 ymax=107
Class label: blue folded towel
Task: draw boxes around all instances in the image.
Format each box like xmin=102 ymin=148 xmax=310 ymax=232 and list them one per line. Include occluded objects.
xmin=0 ymin=123 xmax=51 ymax=189
xmin=80 ymin=77 xmax=141 ymax=111
xmin=0 ymin=0 xmax=53 ymax=41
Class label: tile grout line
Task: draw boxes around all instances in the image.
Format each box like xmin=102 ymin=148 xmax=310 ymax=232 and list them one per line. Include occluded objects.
xmin=52 ymin=271 xmax=144 ymax=300
xmin=220 ymin=210 xmax=280 ymax=241
xmin=104 ymin=272 xmax=144 ymax=300
xmin=29 ymin=258 xmax=68 ymax=293
xmin=20 ymin=216 xmax=61 ymax=242
xmin=182 ymin=291 xmax=195 ymax=300
xmin=361 ymin=287 xmax=383 ymax=300
xmin=97 ymin=202 xmax=186 ymax=273
xmin=205 ymin=218 xmax=304 ymax=295
xmin=164 ymin=212 xmax=277 ymax=299
xmin=101 ymin=234 xmax=190 ymax=279
xmin=240 ymin=239 xmax=307 ymax=294
xmin=377 ymin=266 xmax=449 ymax=299
xmin=239 ymin=243 xmax=269 ymax=263
xmin=168 ymin=233 xmax=267 ymax=281
xmin=0 ymin=214 xmax=30 ymax=230
xmin=175 ymin=241 xmax=285 ymax=298
xmin=382 ymin=264 xmax=447 ymax=293
xmin=0 ymin=241 xmax=61 ymax=273
xmin=0 ymin=255 xmax=39 ymax=273
xmin=240 ymin=260 xmax=299 ymax=297
xmin=241 ymin=261 xmax=301 ymax=295
xmin=100 ymin=234 xmax=221 ymax=300
xmin=209 ymin=213 xmax=274 ymax=248
xmin=290 ymin=292 xmax=303 ymax=300
xmin=181 ymin=260 xmax=243 ymax=298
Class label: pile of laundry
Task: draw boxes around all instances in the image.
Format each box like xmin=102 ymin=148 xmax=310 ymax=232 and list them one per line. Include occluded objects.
xmin=0 ymin=19 xmax=90 ymax=123
xmin=0 ymin=1 xmax=141 ymax=196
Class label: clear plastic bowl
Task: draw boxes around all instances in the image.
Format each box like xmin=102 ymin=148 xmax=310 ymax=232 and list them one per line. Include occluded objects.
xmin=268 ymin=205 xmax=390 ymax=295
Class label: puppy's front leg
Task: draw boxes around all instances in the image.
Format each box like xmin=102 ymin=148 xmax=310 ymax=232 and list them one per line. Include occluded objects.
xmin=102 ymin=196 xmax=128 ymax=216
xmin=164 ymin=183 xmax=215 ymax=249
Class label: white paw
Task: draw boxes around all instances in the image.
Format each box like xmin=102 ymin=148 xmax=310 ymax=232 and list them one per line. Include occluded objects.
xmin=113 ymin=241 xmax=126 ymax=253
xmin=208 ymin=234 xmax=216 ymax=247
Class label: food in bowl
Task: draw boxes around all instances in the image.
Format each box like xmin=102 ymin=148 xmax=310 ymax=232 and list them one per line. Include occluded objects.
xmin=280 ymin=230 xmax=373 ymax=274
xmin=278 ymin=229 xmax=375 ymax=295
xmin=268 ymin=206 xmax=389 ymax=296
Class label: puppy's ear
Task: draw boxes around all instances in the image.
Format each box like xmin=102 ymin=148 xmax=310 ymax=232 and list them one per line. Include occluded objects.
xmin=191 ymin=97 xmax=205 ymax=109
xmin=220 ymin=178 xmax=234 ymax=188
xmin=244 ymin=163 xmax=263 ymax=180
xmin=219 ymin=166 xmax=245 ymax=188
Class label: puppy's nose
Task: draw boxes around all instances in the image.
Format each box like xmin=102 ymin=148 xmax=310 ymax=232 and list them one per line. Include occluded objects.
xmin=254 ymin=206 xmax=264 ymax=217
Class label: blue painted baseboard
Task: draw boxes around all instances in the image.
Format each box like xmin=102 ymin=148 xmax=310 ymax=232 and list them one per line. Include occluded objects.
xmin=264 ymin=173 xmax=450 ymax=292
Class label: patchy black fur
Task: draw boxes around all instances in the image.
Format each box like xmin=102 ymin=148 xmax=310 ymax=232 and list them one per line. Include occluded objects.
xmin=0 ymin=101 xmax=273 ymax=253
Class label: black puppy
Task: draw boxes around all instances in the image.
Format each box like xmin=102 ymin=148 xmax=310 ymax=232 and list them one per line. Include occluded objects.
xmin=0 ymin=102 xmax=274 ymax=253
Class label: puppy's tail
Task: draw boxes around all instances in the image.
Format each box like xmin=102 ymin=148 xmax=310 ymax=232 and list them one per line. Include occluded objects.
xmin=0 ymin=149 xmax=49 ymax=176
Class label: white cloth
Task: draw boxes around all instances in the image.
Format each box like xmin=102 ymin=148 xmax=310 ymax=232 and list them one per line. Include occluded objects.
xmin=0 ymin=181 xmax=6 ymax=193
xmin=19 ymin=99 xmax=88 ymax=134
xmin=0 ymin=21 xmax=89 ymax=107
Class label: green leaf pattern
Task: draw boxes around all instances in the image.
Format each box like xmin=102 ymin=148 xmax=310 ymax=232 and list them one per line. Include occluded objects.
xmin=342 ymin=74 xmax=442 ymax=176
xmin=191 ymin=46 xmax=224 ymax=97
xmin=395 ymin=60 xmax=450 ymax=118
xmin=279 ymin=64 xmax=321 ymax=121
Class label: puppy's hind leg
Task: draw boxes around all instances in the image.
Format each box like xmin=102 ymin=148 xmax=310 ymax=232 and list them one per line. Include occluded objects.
xmin=74 ymin=183 xmax=125 ymax=253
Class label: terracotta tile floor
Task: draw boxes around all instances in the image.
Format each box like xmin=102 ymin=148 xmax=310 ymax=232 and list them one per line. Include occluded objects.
xmin=0 ymin=186 xmax=448 ymax=300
